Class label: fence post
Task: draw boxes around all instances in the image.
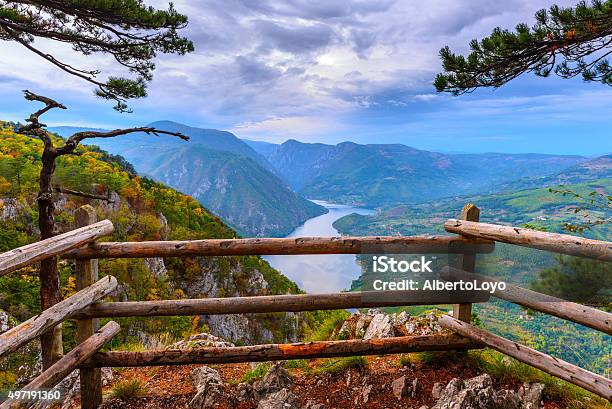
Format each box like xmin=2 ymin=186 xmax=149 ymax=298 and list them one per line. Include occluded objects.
xmin=453 ymin=203 xmax=480 ymax=322
xmin=75 ymin=205 xmax=102 ymax=409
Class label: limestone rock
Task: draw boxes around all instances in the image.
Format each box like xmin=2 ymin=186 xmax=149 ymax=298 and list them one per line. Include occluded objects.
xmin=432 ymin=382 xmax=443 ymax=399
xmin=257 ymin=388 xmax=300 ymax=409
xmin=391 ymin=375 xmax=410 ymax=400
xmin=236 ymin=382 xmax=253 ymax=402
xmin=363 ymin=313 xmax=394 ymax=339
xmin=464 ymin=374 xmax=493 ymax=390
xmin=412 ymin=377 xmax=421 ymax=397
xmin=190 ymin=366 xmax=224 ymax=408
xmin=518 ymin=382 xmax=545 ymax=409
xmin=172 ymin=332 xmax=235 ymax=349
xmin=362 ymin=384 xmax=373 ymax=403
xmin=253 ymin=364 xmax=293 ymax=401
xmin=494 ymin=389 xmax=521 ymax=409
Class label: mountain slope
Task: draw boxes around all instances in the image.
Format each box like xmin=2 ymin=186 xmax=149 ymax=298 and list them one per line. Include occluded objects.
xmin=50 ymin=122 xmax=326 ymax=237
xmin=253 ymin=140 xmax=589 ymax=207
xmin=131 ymin=144 xmax=325 ymax=236
xmin=0 ymin=123 xmax=323 ymax=368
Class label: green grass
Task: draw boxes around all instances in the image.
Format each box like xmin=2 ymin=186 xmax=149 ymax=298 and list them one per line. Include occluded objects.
xmin=400 ymin=350 xmax=466 ymax=367
xmin=111 ymin=379 xmax=148 ymax=400
xmin=469 ymin=350 xmax=612 ymax=409
xmin=241 ymin=363 xmax=271 ymax=383
xmin=306 ymin=310 xmax=350 ymax=341
xmin=314 ymin=356 xmax=368 ymax=375
xmin=283 ymin=359 xmax=309 ymax=369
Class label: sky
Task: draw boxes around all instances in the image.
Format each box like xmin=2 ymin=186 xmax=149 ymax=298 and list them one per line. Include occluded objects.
xmin=0 ymin=0 xmax=610 ymax=155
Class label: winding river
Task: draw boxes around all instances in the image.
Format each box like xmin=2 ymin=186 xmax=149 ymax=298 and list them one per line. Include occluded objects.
xmin=264 ymin=200 xmax=374 ymax=293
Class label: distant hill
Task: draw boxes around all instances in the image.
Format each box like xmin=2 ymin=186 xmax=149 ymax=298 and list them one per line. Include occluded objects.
xmin=333 ymin=177 xmax=611 ymax=240
xmin=50 ymin=122 xmax=326 ymax=237
xmin=495 ymin=154 xmax=611 ymax=192
xmin=251 ymin=139 xmax=589 ymax=207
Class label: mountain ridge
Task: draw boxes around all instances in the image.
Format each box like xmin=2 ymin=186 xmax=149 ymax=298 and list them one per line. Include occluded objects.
xmin=49 ymin=122 xmax=326 ymax=237
xmin=250 ymin=138 xmax=590 ymax=207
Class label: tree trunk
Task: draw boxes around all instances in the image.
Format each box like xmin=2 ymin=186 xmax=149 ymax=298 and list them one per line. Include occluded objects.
xmin=38 ymin=145 xmax=63 ymax=369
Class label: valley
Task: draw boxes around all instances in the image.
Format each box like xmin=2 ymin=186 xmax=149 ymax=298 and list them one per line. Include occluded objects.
xmin=46 ymin=120 xmax=611 ymax=378
xmin=50 ymin=123 xmax=326 ymax=238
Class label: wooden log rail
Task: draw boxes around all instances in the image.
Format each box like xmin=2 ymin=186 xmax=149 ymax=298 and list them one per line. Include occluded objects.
xmin=75 ymin=289 xmax=490 ymax=319
xmin=0 ymin=322 xmax=120 ymax=409
xmin=0 ymin=276 xmax=117 ymax=357
xmin=82 ymin=334 xmax=482 ymax=368
xmin=65 ymin=235 xmax=495 ymax=259
xmin=0 ymin=220 xmax=114 ymax=276
xmin=439 ymin=315 xmax=612 ymax=400
xmin=440 ymin=267 xmax=612 ymax=335
xmin=444 ymin=219 xmax=612 ymax=261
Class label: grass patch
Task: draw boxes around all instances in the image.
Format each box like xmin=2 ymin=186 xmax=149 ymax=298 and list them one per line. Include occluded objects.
xmin=307 ymin=310 xmax=350 ymax=341
xmin=111 ymin=379 xmax=147 ymax=400
xmin=315 ymin=356 xmax=368 ymax=375
xmin=470 ymin=350 xmax=611 ymax=409
xmin=283 ymin=359 xmax=309 ymax=369
xmin=401 ymin=350 xmax=465 ymax=367
xmin=242 ymin=363 xmax=271 ymax=383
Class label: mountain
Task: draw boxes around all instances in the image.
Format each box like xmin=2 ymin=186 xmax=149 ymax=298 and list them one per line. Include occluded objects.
xmin=52 ymin=122 xmax=275 ymax=173
xmin=242 ymin=139 xmax=279 ymax=160
xmin=251 ymin=139 xmax=589 ymax=207
xmin=494 ymin=154 xmax=612 ymax=192
xmin=50 ymin=122 xmax=326 ymax=237
xmin=0 ymin=123 xmax=327 ymax=377
xmin=333 ymin=176 xmax=612 ymax=240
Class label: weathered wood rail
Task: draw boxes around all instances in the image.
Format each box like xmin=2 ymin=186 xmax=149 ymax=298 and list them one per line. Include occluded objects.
xmin=445 ymin=218 xmax=612 ymax=261
xmin=65 ymin=234 xmax=494 ymax=259
xmin=441 ymin=266 xmax=612 ymax=335
xmin=0 ymin=203 xmax=610 ymax=407
xmin=0 ymin=276 xmax=117 ymax=357
xmin=0 ymin=220 xmax=113 ymax=276
xmin=439 ymin=315 xmax=612 ymax=400
xmin=75 ymin=289 xmax=489 ymax=319
xmin=83 ymin=334 xmax=482 ymax=367
xmin=0 ymin=322 xmax=120 ymax=409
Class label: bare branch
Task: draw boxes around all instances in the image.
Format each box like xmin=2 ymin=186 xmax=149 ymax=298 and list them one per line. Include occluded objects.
xmin=56 ymin=127 xmax=189 ymax=156
xmin=52 ymin=186 xmax=113 ymax=202
xmin=16 ymin=90 xmax=66 ymax=145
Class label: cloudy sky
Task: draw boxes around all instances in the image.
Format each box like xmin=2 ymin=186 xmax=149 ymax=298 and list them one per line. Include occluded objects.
xmin=0 ymin=0 xmax=610 ymax=154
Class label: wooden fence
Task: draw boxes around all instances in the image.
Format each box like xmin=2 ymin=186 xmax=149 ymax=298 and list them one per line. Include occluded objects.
xmin=0 ymin=204 xmax=610 ymax=408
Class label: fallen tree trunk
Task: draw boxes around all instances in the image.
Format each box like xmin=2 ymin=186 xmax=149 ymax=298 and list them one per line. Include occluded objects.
xmin=439 ymin=315 xmax=612 ymax=400
xmin=66 ymin=235 xmax=494 ymax=259
xmin=440 ymin=267 xmax=612 ymax=335
xmin=0 ymin=220 xmax=113 ymax=276
xmin=83 ymin=334 xmax=482 ymax=368
xmin=0 ymin=276 xmax=117 ymax=357
xmin=0 ymin=321 xmax=120 ymax=409
xmin=76 ymin=289 xmax=489 ymax=319
xmin=444 ymin=219 xmax=612 ymax=261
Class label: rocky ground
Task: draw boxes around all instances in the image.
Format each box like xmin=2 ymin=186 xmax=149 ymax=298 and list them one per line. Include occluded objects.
xmin=87 ymin=355 xmax=565 ymax=409
xmin=3 ymin=310 xmax=601 ymax=408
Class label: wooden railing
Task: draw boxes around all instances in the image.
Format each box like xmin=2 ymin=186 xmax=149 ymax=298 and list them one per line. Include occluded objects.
xmin=0 ymin=203 xmax=610 ymax=408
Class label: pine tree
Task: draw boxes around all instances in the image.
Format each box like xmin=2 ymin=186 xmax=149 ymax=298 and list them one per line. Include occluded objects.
xmin=0 ymin=0 xmax=194 ymax=111
xmin=1 ymin=0 xmax=193 ymax=369
xmin=435 ymin=0 xmax=612 ymax=94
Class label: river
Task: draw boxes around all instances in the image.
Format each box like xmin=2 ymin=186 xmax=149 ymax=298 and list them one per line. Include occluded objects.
xmin=263 ymin=200 xmax=374 ymax=293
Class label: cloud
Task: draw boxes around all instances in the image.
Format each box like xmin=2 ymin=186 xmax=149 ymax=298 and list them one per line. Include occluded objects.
xmin=230 ymin=115 xmax=338 ymax=141
xmin=254 ymin=20 xmax=336 ymax=54
xmin=0 ymin=0 xmax=589 ymax=143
